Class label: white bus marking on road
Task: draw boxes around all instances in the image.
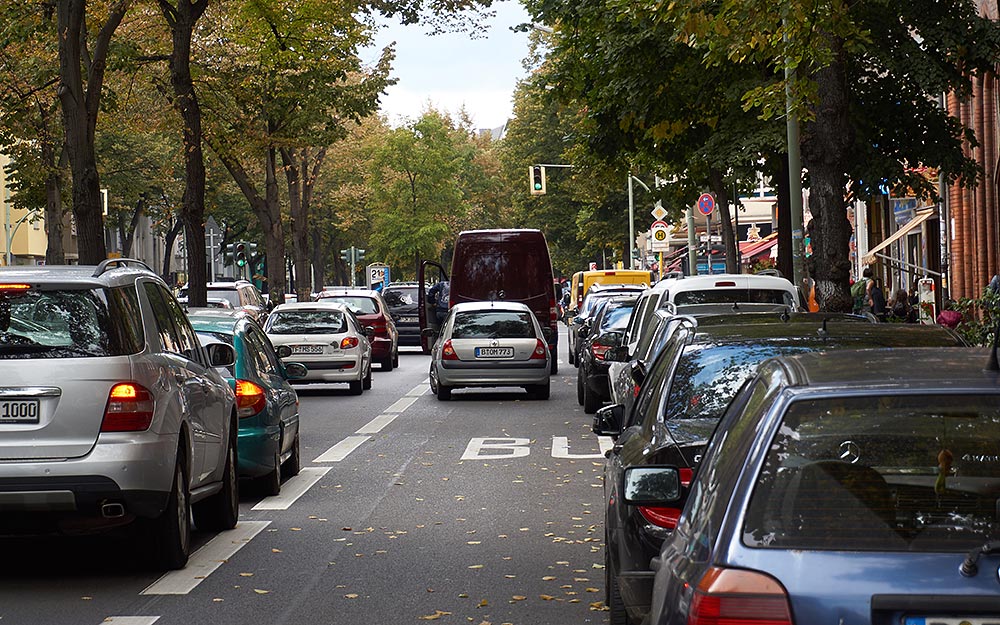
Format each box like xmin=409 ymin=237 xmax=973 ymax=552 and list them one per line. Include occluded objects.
xmin=313 ymin=435 xmax=371 ymax=463
xmin=461 ymin=437 xmax=531 ymax=460
xmin=552 ymin=435 xmax=614 ymax=459
xmin=100 ymin=618 xmax=160 ymax=625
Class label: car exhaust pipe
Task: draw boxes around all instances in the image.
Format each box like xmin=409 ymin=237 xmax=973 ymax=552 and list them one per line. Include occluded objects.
xmin=101 ymin=502 xmax=125 ymax=519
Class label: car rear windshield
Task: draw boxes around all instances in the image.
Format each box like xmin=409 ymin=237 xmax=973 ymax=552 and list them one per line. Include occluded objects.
xmin=452 ymin=311 xmax=536 ymax=339
xmin=674 ymin=288 xmax=795 ymax=307
xmin=744 ymin=394 xmax=1000 ymax=552
xmin=601 ymin=303 xmax=635 ymax=331
xmin=267 ymin=310 xmax=347 ymax=334
xmin=0 ymin=286 xmax=144 ymax=358
xmin=318 ymin=296 xmax=379 ymax=315
xmin=206 ymin=288 xmax=242 ymax=307
xmin=383 ymin=288 xmax=418 ymax=307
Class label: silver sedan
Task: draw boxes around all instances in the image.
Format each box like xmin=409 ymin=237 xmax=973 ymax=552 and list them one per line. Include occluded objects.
xmin=427 ymin=301 xmax=551 ymax=400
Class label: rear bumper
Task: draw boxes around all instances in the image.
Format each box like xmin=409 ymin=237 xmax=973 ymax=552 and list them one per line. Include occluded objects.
xmin=438 ymin=359 xmax=549 ymax=387
xmin=237 ymin=425 xmax=280 ymax=478
xmin=290 ymin=356 xmax=364 ymax=382
xmin=371 ymin=337 xmax=394 ymax=359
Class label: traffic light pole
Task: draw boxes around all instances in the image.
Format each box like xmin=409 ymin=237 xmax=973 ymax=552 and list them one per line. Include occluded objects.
xmin=349 ymin=246 xmax=356 ymax=287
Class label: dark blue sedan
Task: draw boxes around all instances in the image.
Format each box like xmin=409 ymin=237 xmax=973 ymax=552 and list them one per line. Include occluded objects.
xmin=640 ymin=347 xmax=1000 ymax=625
xmin=190 ymin=310 xmax=307 ymax=496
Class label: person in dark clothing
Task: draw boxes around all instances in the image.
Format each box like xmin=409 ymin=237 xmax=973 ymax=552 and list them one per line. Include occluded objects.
xmin=870 ymin=279 xmax=887 ymax=321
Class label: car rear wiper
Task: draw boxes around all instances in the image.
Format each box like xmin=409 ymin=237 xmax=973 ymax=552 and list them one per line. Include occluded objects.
xmin=960 ymin=540 xmax=1000 ymax=576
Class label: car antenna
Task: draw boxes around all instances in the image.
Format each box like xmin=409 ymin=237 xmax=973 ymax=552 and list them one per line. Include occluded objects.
xmin=818 ymin=317 xmax=829 ymax=337
xmin=985 ymin=317 xmax=1000 ymax=372
xmin=780 ymin=307 xmax=790 ymax=323
xmin=731 ymin=301 xmax=740 ymax=312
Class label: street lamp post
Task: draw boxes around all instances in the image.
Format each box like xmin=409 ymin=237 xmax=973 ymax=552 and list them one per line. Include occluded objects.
xmin=4 ymin=205 xmax=40 ymax=267
xmin=628 ymin=173 xmax=651 ymax=269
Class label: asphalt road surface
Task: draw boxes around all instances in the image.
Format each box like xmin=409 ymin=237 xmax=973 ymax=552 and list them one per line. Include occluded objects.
xmin=0 ymin=327 xmax=612 ymax=625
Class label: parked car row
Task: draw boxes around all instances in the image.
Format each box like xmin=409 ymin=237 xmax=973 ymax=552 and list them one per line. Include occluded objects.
xmin=586 ymin=270 xmax=988 ymax=625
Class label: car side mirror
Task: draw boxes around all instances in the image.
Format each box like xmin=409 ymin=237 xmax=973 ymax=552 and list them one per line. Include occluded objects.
xmin=622 ymin=466 xmax=682 ymax=505
xmin=364 ymin=326 xmax=376 ymax=340
xmin=604 ymin=346 xmax=629 ymax=362
xmin=283 ymin=362 xmax=308 ymax=380
xmin=276 ymin=344 xmax=292 ymax=359
xmin=421 ymin=327 xmax=439 ymax=341
xmin=592 ymin=403 xmax=626 ymax=438
xmin=629 ymin=360 xmax=647 ymax=388
xmin=206 ymin=343 xmax=236 ymax=368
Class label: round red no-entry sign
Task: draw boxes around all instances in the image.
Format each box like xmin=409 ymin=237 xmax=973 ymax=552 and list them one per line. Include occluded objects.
xmin=697 ymin=193 xmax=715 ymax=216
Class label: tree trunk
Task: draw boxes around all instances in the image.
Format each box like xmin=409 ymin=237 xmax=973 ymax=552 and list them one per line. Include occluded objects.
xmin=161 ymin=218 xmax=183 ymax=283
xmin=708 ymin=168 xmax=738 ymax=273
xmin=41 ymin=135 xmax=65 ymax=265
xmin=801 ymin=39 xmax=854 ymax=312
xmin=158 ymin=0 xmax=208 ymax=307
xmin=280 ymin=146 xmax=328 ymax=300
xmin=117 ymin=195 xmax=143 ymax=257
xmin=56 ymin=0 xmax=129 ymax=264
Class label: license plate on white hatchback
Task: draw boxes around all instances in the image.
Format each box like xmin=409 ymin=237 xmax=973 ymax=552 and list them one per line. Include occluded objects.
xmin=475 ymin=347 xmax=514 ymax=359
xmin=905 ymin=618 xmax=1000 ymax=625
xmin=293 ymin=345 xmax=324 ymax=354
xmin=0 ymin=399 xmax=40 ymax=424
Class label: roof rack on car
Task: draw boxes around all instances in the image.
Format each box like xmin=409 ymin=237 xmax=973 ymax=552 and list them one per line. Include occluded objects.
xmin=93 ymin=258 xmax=154 ymax=277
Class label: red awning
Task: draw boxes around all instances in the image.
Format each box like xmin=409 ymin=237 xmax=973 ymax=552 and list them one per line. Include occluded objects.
xmin=740 ymin=233 xmax=778 ymax=260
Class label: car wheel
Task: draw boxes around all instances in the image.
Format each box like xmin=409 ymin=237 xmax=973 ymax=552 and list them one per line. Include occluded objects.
xmin=146 ymin=455 xmax=191 ymax=570
xmin=429 ymin=366 xmax=439 ymax=394
xmin=392 ymin=350 xmax=399 ymax=369
xmin=606 ymin=548 xmax=629 ymax=625
xmin=283 ymin=432 xmax=301 ymax=477
xmin=583 ymin=372 xmax=601 ymax=414
xmin=349 ymin=377 xmax=364 ymax=395
xmin=381 ymin=354 xmax=394 ymax=372
xmin=568 ymin=345 xmax=576 ymax=366
xmin=550 ymin=357 xmax=558 ymax=375
xmin=436 ymin=383 xmax=451 ymax=401
xmin=193 ymin=427 xmax=239 ymax=532
xmin=363 ymin=364 xmax=373 ymax=390
xmin=576 ymin=367 xmax=585 ymax=406
xmin=531 ymin=379 xmax=551 ymax=400
xmin=259 ymin=447 xmax=281 ymax=497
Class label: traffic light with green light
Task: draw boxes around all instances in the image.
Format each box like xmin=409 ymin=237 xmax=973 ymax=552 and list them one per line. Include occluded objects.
xmin=235 ymin=242 xmax=248 ymax=268
xmin=529 ymin=165 xmax=546 ymax=195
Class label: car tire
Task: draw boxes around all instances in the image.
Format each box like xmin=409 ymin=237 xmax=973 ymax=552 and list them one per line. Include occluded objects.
xmin=283 ymin=433 xmax=301 ymax=477
xmin=550 ymin=357 xmax=558 ymax=375
xmin=392 ymin=350 xmax=399 ymax=369
xmin=381 ymin=354 xmax=394 ymax=372
xmin=363 ymin=364 xmax=373 ymax=390
xmin=193 ymin=427 xmax=239 ymax=532
xmin=259 ymin=448 xmax=281 ymax=497
xmin=583 ymin=372 xmax=601 ymax=414
xmin=146 ymin=455 xmax=191 ymax=570
xmin=436 ymin=383 xmax=451 ymax=401
xmin=607 ymin=550 xmax=629 ymax=625
xmin=349 ymin=377 xmax=364 ymax=395
xmin=531 ymin=380 xmax=551 ymax=400
xmin=576 ymin=367 xmax=585 ymax=406
xmin=568 ymin=344 xmax=576 ymax=366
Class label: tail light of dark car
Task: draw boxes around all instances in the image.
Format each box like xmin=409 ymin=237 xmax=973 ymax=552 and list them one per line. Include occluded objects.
xmin=235 ymin=380 xmax=266 ymax=417
xmin=340 ymin=337 xmax=360 ymax=349
xmin=530 ymin=339 xmax=547 ymax=360
xmin=101 ymin=383 xmax=155 ymax=432
xmin=442 ymin=340 xmax=458 ymax=360
xmin=637 ymin=468 xmax=693 ymax=530
xmin=371 ymin=318 xmax=388 ymax=337
xmin=687 ymin=567 xmax=792 ymax=625
xmin=590 ymin=334 xmax=621 ymax=361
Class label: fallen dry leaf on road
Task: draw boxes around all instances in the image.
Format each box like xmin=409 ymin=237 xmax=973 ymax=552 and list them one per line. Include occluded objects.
xmin=253 ymin=589 xmax=270 ymax=594
xmin=540 ymin=595 xmax=557 ymax=601
xmin=542 ymin=576 xmax=556 ymax=581
xmin=239 ymin=573 xmax=254 ymax=577
xmin=417 ymin=610 xmax=452 ymax=620
xmin=511 ymin=596 xmax=526 ymax=602
xmin=477 ymin=599 xmax=488 ymax=608
xmin=468 ymin=564 xmax=484 ymax=569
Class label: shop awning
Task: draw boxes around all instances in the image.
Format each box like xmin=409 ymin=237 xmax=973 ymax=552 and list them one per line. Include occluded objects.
xmin=862 ymin=208 xmax=935 ymax=265
xmin=740 ymin=233 xmax=778 ymax=260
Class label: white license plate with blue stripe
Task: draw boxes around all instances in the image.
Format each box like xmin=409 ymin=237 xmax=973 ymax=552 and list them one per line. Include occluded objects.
xmin=475 ymin=347 xmax=513 ymax=359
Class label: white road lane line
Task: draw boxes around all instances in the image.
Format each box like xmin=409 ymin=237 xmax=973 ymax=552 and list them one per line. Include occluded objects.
xmin=140 ymin=521 xmax=270 ymax=595
xmin=356 ymin=414 xmax=398 ymax=435
xmin=252 ymin=467 xmax=331 ymax=511
xmin=313 ymin=435 xmax=370 ymax=463
xmin=384 ymin=395 xmax=419 ymax=414
xmin=406 ymin=383 xmax=429 ymax=397
xmin=100 ymin=618 xmax=160 ymax=625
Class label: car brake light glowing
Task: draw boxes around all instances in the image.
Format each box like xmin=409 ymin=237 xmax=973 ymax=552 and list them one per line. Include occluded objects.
xmin=442 ymin=339 xmax=458 ymax=360
xmin=102 ymin=383 xmax=154 ymax=432
xmin=340 ymin=337 xmax=360 ymax=349
xmin=714 ymin=281 xmax=737 ymax=287
xmin=0 ymin=283 xmax=32 ymax=292
xmin=235 ymin=379 xmax=266 ymax=417
xmin=687 ymin=567 xmax=792 ymax=625
xmin=530 ymin=339 xmax=547 ymax=359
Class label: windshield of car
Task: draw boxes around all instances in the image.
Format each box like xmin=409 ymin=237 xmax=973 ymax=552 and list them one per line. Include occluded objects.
xmin=206 ymin=288 xmax=242 ymax=307
xmin=600 ymin=302 xmax=635 ymax=332
xmin=267 ymin=310 xmax=348 ymax=334
xmin=383 ymin=287 xmax=418 ymax=307
xmin=673 ymin=288 xmax=795 ymax=307
xmin=317 ymin=295 xmax=379 ymax=315
xmin=452 ymin=310 xmax=536 ymax=339
xmin=0 ymin=286 xmax=143 ymax=358
xmin=744 ymin=394 xmax=1000 ymax=552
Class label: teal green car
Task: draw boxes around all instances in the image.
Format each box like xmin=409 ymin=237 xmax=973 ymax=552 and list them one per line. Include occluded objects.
xmin=190 ymin=310 xmax=307 ymax=496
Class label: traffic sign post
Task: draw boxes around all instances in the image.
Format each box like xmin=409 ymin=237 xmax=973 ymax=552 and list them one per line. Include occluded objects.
xmin=368 ymin=264 xmax=390 ymax=292
xmin=697 ymin=192 xmax=715 ymax=216
xmin=697 ymin=194 xmax=716 ymax=275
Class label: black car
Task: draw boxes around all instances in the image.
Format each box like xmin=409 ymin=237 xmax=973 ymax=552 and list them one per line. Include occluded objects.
xmin=382 ymin=282 xmax=421 ymax=346
xmin=569 ymin=284 xmax=646 ymax=367
xmin=577 ymin=295 xmax=638 ymax=414
xmin=593 ymin=313 xmax=967 ymax=625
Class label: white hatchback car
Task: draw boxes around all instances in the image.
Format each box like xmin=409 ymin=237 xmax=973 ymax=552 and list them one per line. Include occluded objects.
xmin=427 ymin=301 xmax=551 ymax=400
xmin=264 ymin=302 xmax=373 ymax=394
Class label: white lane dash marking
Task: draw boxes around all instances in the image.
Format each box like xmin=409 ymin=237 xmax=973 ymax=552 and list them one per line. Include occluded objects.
xmin=356 ymin=414 xmax=397 ymax=435
xmin=313 ymin=435 xmax=370 ymax=463
xmin=551 ymin=436 xmax=615 ymax=459
xmin=252 ymin=467 xmax=331 ymax=510
xmin=406 ymin=383 xmax=429 ymax=397
xmin=384 ymin=396 xmax=419 ymax=414
xmin=140 ymin=521 xmax=270 ymax=595
xmin=100 ymin=618 xmax=160 ymax=625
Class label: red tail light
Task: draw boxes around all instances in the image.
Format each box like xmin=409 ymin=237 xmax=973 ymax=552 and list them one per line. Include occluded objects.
xmin=549 ymin=295 xmax=558 ymax=327
xmin=442 ymin=339 xmax=458 ymax=360
xmin=235 ymin=379 xmax=266 ymax=417
xmin=340 ymin=337 xmax=360 ymax=349
xmin=530 ymin=338 xmax=547 ymax=359
xmin=372 ymin=318 xmax=388 ymax=337
xmin=591 ymin=343 xmax=612 ymax=361
xmin=633 ymin=383 xmax=641 ymax=398
xmin=0 ymin=283 xmax=32 ymax=292
xmin=687 ymin=567 xmax=792 ymax=625
xmin=102 ymin=383 xmax=154 ymax=432
xmin=637 ymin=469 xmax=694 ymax=529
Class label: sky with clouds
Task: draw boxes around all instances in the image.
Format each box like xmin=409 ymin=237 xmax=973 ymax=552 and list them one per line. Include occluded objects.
xmin=364 ymin=2 xmax=533 ymax=130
